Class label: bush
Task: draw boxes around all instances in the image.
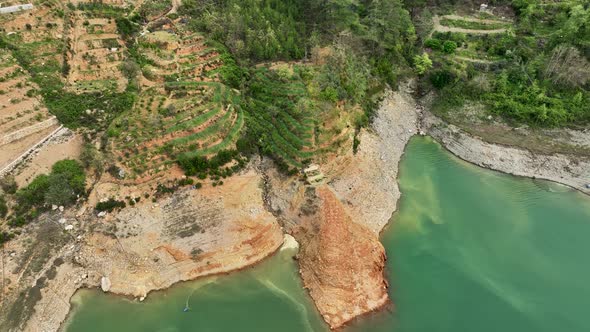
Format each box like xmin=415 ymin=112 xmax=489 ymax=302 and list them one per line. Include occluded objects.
xmin=0 ymin=232 xmax=14 ymax=246
xmin=424 ymin=38 xmax=442 ymax=51
xmin=177 ymin=149 xmax=240 ymax=176
xmin=95 ymin=199 xmax=126 ymax=212
xmin=430 ymin=69 xmax=454 ymax=89
xmin=442 ymin=41 xmax=457 ymax=54
xmin=178 ymin=178 xmax=194 ymax=186
xmin=16 ymin=160 xmax=86 ymax=210
xmin=0 ymin=195 xmax=7 ymax=218
xmin=0 ymin=176 xmax=18 ymax=194
xmin=414 ymin=53 xmax=432 ymax=75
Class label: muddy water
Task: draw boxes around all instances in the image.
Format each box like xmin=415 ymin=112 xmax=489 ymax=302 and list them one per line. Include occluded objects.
xmin=65 ymin=137 xmax=590 ymax=332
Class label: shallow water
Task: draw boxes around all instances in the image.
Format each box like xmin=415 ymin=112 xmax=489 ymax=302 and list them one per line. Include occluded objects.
xmin=65 ymin=137 xmax=590 ymax=332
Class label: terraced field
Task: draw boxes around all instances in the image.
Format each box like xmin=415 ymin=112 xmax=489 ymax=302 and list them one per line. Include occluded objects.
xmin=67 ymin=12 xmax=127 ymax=93
xmin=0 ymin=3 xmax=63 ymax=169
xmin=108 ymin=29 xmax=244 ymax=180
xmin=427 ymin=14 xmax=514 ymax=70
xmin=245 ymin=65 xmax=358 ymax=170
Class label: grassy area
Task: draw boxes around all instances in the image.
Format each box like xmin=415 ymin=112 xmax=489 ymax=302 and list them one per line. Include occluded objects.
xmin=440 ymin=18 xmax=509 ymax=30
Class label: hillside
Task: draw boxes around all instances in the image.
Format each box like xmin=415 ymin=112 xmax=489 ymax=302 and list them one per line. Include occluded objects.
xmin=0 ymin=0 xmax=588 ymax=331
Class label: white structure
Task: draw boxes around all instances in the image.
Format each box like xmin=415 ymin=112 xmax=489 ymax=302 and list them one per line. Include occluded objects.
xmin=0 ymin=3 xmax=34 ymax=14
xmin=480 ymin=3 xmax=489 ymax=12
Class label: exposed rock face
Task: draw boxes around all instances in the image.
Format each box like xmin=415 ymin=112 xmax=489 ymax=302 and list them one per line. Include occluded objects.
xmin=17 ymin=170 xmax=283 ymax=332
xmin=328 ymin=85 xmax=420 ymax=234
xmin=297 ymin=186 xmax=389 ymax=329
xmin=264 ymin=86 xmax=419 ymax=329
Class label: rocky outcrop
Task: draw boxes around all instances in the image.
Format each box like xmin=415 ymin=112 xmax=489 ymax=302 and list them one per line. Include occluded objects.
xmin=264 ymin=85 xmax=420 ymax=329
xmin=297 ymin=186 xmax=389 ymax=329
xmin=328 ymin=85 xmax=420 ymax=234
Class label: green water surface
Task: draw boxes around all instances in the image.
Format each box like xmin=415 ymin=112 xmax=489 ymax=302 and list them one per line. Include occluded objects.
xmin=65 ymin=137 xmax=590 ymax=332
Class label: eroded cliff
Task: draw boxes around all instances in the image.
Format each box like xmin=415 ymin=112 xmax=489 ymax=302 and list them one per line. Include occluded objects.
xmin=297 ymin=186 xmax=389 ymax=329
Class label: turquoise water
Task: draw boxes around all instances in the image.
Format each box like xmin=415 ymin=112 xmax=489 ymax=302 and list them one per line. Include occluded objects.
xmin=65 ymin=137 xmax=590 ymax=332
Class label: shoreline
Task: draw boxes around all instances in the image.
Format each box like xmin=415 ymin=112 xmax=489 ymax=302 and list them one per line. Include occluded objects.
xmin=58 ymin=234 xmax=287 ymax=331
xmin=15 ymin=170 xmax=285 ymax=332
xmin=420 ymin=110 xmax=590 ymax=197
xmin=8 ymin=85 xmax=589 ymax=332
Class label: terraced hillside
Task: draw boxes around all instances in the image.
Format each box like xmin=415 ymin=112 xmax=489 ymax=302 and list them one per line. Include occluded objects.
xmin=0 ymin=49 xmax=58 ymax=170
xmin=244 ymin=64 xmax=363 ymax=172
xmin=0 ymin=0 xmax=65 ymax=171
xmin=425 ymin=14 xmax=514 ymax=74
xmin=108 ymin=28 xmax=244 ymax=180
xmin=66 ymin=7 xmax=128 ymax=93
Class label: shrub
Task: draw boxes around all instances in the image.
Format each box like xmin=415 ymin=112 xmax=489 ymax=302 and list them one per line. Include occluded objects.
xmin=0 ymin=195 xmax=8 ymax=218
xmin=95 ymin=199 xmax=126 ymax=212
xmin=178 ymin=178 xmax=194 ymax=186
xmin=442 ymin=41 xmax=457 ymax=54
xmin=0 ymin=232 xmax=14 ymax=246
xmin=16 ymin=160 xmax=86 ymax=210
xmin=413 ymin=53 xmax=432 ymax=75
xmin=0 ymin=176 xmax=18 ymax=194
xmin=424 ymin=38 xmax=442 ymax=51
xmin=430 ymin=69 xmax=454 ymax=89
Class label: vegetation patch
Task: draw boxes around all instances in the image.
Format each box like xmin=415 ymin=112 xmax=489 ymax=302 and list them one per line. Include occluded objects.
xmin=5 ymin=160 xmax=86 ymax=227
xmin=440 ymin=18 xmax=509 ymax=30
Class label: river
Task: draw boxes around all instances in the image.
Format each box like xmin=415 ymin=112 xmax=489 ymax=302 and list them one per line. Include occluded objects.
xmin=64 ymin=137 xmax=590 ymax=332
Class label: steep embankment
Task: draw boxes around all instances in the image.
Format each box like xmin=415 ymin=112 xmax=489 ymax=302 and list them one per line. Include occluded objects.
xmin=264 ymin=84 xmax=420 ymax=329
xmin=297 ymin=186 xmax=389 ymax=329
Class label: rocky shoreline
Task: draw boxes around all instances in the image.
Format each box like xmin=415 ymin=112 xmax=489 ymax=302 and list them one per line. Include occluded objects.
xmin=420 ymin=109 xmax=590 ymax=197
xmin=3 ymin=84 xmax=589 ymax=332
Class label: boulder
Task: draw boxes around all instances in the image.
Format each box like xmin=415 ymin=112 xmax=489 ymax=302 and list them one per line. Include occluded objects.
xmin=101 ymin=276 xmax=111 ymax=292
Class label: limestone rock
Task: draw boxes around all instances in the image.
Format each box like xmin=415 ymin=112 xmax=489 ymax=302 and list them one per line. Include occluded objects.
xmin=101 ymin=276 xmax=111 ymax=292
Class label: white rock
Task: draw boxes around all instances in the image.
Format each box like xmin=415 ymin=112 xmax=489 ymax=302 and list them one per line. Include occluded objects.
xmin=58 ymin=218 xmax=67 ymax=224
xmin=280 ymin=234 xmax=300 ymax=252
xmin=59 ymin=206 xmax=64 ymax=212
xmin=52 ymin=205 xmax=58 ymax=210
xmin=65 ymin=225 xmax=74 ymax=231
xmin=97 ymin=211 xmax=107 ymax=217
xmin=101 ymin=276 xmax=111 ymax=292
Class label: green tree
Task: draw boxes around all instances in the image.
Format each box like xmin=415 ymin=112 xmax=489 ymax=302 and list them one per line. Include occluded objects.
xmin=442 ymin=40 xmax=457 ymax=54
xmin=413 ymin=53 xmax=432 ymax=75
